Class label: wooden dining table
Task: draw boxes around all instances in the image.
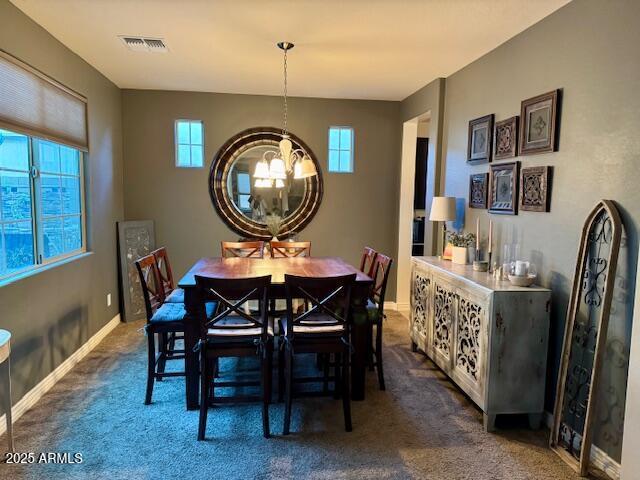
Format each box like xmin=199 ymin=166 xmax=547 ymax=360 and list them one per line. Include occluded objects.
xmin=178 ymin=256 xmax=373 ymax=410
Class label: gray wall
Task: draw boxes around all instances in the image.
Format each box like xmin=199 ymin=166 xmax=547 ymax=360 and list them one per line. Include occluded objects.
xmin=121 ymin=90 xmax=401 ymax=298
xmin=0 ymin=1 xmax=124 ymax=413
xmin=423 ymin=0 xmax=639 ymax=461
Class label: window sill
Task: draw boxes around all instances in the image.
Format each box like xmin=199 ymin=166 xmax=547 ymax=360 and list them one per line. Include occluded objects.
xmin=0 ymin=251 xmax=93 ymax=288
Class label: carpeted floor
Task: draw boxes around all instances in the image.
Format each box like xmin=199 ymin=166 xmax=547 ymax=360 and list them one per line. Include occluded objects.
xmin=0 ymin=311 xmax=582 ymax=480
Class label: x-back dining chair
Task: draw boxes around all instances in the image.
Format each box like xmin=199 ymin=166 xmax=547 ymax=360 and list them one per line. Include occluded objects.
xmin=152 ymin=247 xmax=183 ymax=303
xmin=270 ymin=241 xmax=311 ymax=258
xmin=367 ymin=252 xmax=393 ymax=390
xmin=359 ymin=246 xmax=378 ymax=278
xmin=135 ymin=254 xmax=187 ymax=405
xmin=280 ymin=273 xmax=356 ymax=434
xmin=194 ymin=274 xmax=273 ymax=439
xmin=221 ymin=241 xmax=265 ymax=258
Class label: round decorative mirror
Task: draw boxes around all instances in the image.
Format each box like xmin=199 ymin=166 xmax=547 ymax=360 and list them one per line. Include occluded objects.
xmin=209 ymin=127 xmax=323 ymax=239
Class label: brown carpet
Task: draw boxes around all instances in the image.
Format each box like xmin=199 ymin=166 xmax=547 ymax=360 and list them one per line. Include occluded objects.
xmin=0 ymin=311 xmax=582 ymax=479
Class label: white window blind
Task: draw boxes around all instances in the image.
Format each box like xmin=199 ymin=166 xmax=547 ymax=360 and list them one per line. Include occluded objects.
xmin=0 ymin=50 xmax=88 ymax=152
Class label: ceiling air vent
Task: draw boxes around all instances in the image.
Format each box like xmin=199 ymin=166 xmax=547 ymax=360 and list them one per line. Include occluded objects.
xmin=118 ymin=36 xmax=169 ymax=53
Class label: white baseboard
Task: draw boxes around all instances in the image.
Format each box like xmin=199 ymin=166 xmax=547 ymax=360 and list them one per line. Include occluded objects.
xmin=543 ymin=411 xmax=620 ymax=479
xmin=0 ymin=314 xmax=121 ymax=438
xmin=395 ymin=302 xmax=410 ymax=311
xmin=384 ymin=301 xmax=397 ymax=310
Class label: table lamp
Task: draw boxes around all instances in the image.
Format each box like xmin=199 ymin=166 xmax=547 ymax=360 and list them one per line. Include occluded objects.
xmin=429 ymin=196 xmax=457 ymax=258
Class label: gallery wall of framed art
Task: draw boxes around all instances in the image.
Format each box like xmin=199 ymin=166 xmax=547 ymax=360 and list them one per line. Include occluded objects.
xmin=465 ymin=89 xmax=561 ymax=216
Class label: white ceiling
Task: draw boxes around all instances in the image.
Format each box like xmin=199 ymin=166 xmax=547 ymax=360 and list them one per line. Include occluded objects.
xmin=10 ymin=0 xmax=570 ymax=101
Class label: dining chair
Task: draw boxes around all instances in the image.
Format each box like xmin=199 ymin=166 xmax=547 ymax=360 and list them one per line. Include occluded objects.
xmin=366 ymin=253 xmax=393 ymax=391
xmin=270 ymin=241 xmax=311 ymax=258
xmin=221 ymin=241 xmax=265 ymax=258
xmin=194 ymin=274 xmax=273 ymax=439
xmin=136 ymin=254 xmax=188 ymax=405
xmin=152 ymin=247 xmax=183 ymax=303
xmin=280 ymin=273 xmax=356 ymax=434
xmin=359 ymin=246 xmax=378 ymax=278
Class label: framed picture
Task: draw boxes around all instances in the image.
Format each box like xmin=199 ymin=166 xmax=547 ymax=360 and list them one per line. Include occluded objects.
xmin=494 ymin=116 xmax=518 ymax=160
xmin=520 ymin=166 xmax=551 ymax=212
xmin=467 ymin=114 xmax=494 ymax=163
xmin=519 ymin=90 xmax=559 ymax=155
xmin=489 ymin=161 xmax=519 ymax=215
xmin=469 ymin=173 xmax=488 ymax=209
xmin=117 ymin=220 xmax=155 ymax=322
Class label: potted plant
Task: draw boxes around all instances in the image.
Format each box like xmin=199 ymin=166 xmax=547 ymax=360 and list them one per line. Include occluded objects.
xmin=447 ymin=231 xmax=476 ymax=265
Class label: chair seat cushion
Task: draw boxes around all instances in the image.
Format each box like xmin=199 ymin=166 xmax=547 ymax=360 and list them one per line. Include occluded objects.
xmin=207 ymin=316 xmax=274 ymax=338
xmin=165 ymin=288 xmax=184 ymax=303
xmin=367 ymin=299 xmax=381 ymax=322
xmin=280 ymin=315 xmax=345 ymax=336
xmin=150 ymin=301 xmax=218 ymax=325
xmin=150 ymin=302 xmax=186 ymax=324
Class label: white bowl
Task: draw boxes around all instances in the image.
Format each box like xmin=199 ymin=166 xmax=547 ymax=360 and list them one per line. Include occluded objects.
xmin=508 ymin=274 xmax=536 ymax=287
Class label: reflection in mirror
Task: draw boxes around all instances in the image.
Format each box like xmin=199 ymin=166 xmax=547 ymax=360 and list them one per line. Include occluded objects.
xmin=226 ymin=145 xmax=306 ymax=224
xmin=210 ymin=127 xmax=322 ymax=240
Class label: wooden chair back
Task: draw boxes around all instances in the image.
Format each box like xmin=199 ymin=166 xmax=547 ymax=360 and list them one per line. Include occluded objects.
xmin=270 ymin=241 xmax=311 ymax=258
xmin=195 ymin=275 xmax=272 ymax=343
xmin=152 ymin=247 xmax=175 ymax=296
xmin=221 ymin=241 xmax=265 ymax=258
xmin=135 ymin=254 xmax=165 ymax=322
xmin=370 ymin=253 xmax=393 ymax=308
xmin=284 ymin=274 xmax=356 ymax=341
xmin=359 ymin=247 xmax=378 ymax=278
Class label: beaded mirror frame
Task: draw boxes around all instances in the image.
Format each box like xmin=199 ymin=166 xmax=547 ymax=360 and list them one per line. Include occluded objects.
xmin=209 ymin=127 xmax=323 ymax=240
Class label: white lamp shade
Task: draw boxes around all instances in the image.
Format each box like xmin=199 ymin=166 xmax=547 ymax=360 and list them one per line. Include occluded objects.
xmin=294 ymin=156 xmax=317 ymax=179
xmin=254 ymin=178 xmax=273 ymax=188
xmin=269 ymin=157 xmax=287 ymax=179
xmin=253 ymin=159 xmax=270 ymax=179
xmin=429 ymin=196 xmax=457 ymax=222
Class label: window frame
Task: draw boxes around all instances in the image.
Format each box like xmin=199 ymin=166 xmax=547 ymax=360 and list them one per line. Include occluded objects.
xmin=174 ymin=119 xmax=204 ymax=168
xmin=0 ymin=129 xmax=87 ymax=283
xmin=327 ymin=126 xmax=354 ymax=174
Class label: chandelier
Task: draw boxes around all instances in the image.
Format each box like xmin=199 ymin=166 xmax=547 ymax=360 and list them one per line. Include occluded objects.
xmin=253 ymin=41 xmax=317 ymax=188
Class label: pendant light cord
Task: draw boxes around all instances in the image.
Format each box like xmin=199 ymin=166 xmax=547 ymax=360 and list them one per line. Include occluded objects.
xmin=282 ymin=46 xmax=288 ymax=136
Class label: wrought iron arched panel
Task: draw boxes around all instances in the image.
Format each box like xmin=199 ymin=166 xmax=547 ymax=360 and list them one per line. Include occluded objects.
xmin=550 ymin=200 xmax=623 ymax=476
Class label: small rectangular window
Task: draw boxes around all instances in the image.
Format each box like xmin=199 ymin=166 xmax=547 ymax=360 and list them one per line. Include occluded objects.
xmin=175 ymin=120 xmax=204 ymax=168
xmin=328 ymin=126 xmax=353 ymax=173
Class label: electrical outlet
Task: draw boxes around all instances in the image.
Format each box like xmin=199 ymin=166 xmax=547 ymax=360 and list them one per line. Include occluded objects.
xmin=107 ymin=293 xmax=112 ymax=307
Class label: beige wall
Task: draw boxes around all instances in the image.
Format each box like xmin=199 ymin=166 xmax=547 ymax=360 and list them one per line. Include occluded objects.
xmin=0 ymin=0 xmax=124 ymax=410
xmin=121 ymin=90 xmax=401 ymax=298
xmin=435 ymin=0 xmax=640 ymax=462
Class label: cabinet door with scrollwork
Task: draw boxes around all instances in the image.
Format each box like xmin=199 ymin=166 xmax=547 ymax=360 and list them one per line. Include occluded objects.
xmin=452 ymin=288 xmax=489 ymax=405
xmin=410 ymin=263 xmax=430 ymax=351
xmin=432 ymin=278 xmax=456 ymax=371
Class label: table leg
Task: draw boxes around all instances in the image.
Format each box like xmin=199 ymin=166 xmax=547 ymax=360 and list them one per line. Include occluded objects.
xmin=1 ymin=357 xmax=13 ymax=452
xmin=351 ymin=321 xmax=367 ymax=401
xmin=184 ymin=289 xmax=201 ymax=410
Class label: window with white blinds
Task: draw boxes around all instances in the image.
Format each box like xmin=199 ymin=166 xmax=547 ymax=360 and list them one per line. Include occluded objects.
xmin=0 ymin=51 xmax=87 ymax=283
xmin=0 ymin=50 xmax=88 ymax=151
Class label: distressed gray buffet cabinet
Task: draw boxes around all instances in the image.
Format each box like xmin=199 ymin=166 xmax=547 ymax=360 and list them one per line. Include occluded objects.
xmin=409 ymin=257 xmax=551 ymax=431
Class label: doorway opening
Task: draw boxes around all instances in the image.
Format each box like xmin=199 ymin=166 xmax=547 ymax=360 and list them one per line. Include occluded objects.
xmin=396 ymin=111 xmax=434 ymax=310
